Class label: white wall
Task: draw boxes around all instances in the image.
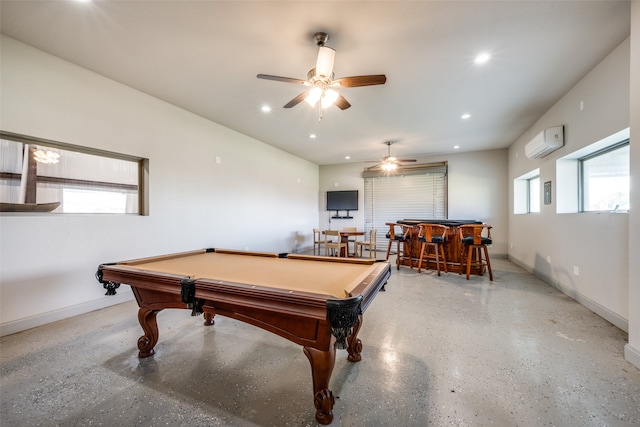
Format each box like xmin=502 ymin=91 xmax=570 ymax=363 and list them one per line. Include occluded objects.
xmin=319 ymin=149 xmax=509 ymax=256
xmin=507 ymin=38 xmax=632 ymax=335
xmin=625 ymin=1 xmax=640 ymax=370
xmin=0 ymin=36 xmax=319 ymax=336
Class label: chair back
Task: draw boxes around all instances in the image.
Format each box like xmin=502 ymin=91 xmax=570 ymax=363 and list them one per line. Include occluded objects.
xmin=418 ymin=224 xmax=449 ymax=243
xmin=385 ymin=222 xmax=410 ymax=241
xmin=324 ymin=229 xmax=340 ymax=243
xmin=368 ymin=228 xmax=377 ymax=242
xmin=342 ymin=227 xmax=357 ymax=232
xmin=458 ymin=224 xmax=492 ymax=246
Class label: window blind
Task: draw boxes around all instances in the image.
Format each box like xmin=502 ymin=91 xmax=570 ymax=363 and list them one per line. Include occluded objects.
xmin=363 ymin=163 xmax=447 ymax=250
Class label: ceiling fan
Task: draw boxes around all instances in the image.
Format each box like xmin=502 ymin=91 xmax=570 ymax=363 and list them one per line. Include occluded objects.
xmin=367 ymin=141 xmax=417 ymax=171
xmin=257 ymin=32 xmax=386 ymax=117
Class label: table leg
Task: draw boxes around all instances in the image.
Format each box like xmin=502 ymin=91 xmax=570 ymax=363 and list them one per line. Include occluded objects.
xmin=203 ymin=309 xmax=215 ymax=326
xmin=303 ymin=345 xmax=336 ymax=425
xmin=341 ymin=236 xmax=349 ymax=257
xmin=346 ymin=314 xmax=363 ymax=362
xmin=137 ymin=308 xmax=160 ymax=358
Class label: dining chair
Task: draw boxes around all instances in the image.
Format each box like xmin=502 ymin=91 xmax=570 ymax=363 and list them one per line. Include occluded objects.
xmin=458 ymin=224 xmax=493 ymax=281
xmin=417 ymin=224 xmax=449 ymax=275
xmin=313 ymin=228 xmax=323 ymax=255
xmin=324 ymin=230 xmax=348 ymax=257
xmin=355 ymin=229 xmax=377 ymax=258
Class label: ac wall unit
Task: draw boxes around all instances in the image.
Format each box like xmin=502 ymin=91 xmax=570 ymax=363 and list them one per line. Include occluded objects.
xmin=525 ymin=125 xmax=564 ymax=159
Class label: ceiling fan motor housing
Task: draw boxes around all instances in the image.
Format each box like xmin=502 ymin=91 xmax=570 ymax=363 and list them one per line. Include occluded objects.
xmin=313 ymin=32 xmax=329 ymax=47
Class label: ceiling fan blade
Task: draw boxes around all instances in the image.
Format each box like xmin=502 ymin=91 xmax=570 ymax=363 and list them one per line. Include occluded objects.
xmin=335 ymin=75 xmax=387 ymax=87
xmin=315 ymin=46 xmax=335 ymax=78
xmin=283 ymin=91 xmax=310 ymax=108
xmin=397 ymin=159 xmax=417 ymax=163
xmin=257 ymin=74 xmax=309 ymax=86
xmin=334 ymin=93 xmax=351 ymax=110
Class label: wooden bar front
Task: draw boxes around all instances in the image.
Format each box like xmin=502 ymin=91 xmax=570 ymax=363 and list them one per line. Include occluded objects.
xmin=394 ymin=219 xmax=484 ymax=274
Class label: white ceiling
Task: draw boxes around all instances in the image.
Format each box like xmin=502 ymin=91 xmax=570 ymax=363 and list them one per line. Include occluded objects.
xmin=0 ymin=0 xmax=631 ymax=165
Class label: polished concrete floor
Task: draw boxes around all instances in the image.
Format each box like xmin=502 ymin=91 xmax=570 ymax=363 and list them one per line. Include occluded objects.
xmin=2 ymin=258 xmax=639 ymax=426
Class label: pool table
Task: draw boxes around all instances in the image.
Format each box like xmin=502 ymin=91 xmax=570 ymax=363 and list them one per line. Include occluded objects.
xmin=96 ymin=248 xmax=390 ymax=424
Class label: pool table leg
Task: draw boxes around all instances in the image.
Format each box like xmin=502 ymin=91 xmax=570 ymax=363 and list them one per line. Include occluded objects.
xmin=303 ymin=345 xmax=336 ymax=425
xmin=137 ymin=308 xmax=160 ymax=358
xmin=203 ymin=311 xmax=215 ymax=326
xmin=346 ymin=314 xmax=364 ymax=362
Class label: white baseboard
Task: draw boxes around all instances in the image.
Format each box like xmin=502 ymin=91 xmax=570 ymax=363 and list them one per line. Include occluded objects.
xmin=0 ymin=290 xmax=134 ymax=337
xmin=508 ymin=256 xmax=628 ymax=333
xmin=624 ymin=344 xmax=640 ymax=370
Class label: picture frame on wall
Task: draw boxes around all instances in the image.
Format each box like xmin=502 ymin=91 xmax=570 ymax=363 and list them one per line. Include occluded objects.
xmin=544 ymin=181 xmax=552 ymax=205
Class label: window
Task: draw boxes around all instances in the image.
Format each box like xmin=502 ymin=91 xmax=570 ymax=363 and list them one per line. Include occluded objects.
xmin=514 ymin=169 xmax=540 ymax=214
xmin=0 ymin=131 xmax=148 ymax=214
xmin=556 ymin=128 xmax=629 ymax=214
xmin=363 ymin=163 xmax=447 ymax=249
xmin=580 ymin=141 xmax=629 ymax=212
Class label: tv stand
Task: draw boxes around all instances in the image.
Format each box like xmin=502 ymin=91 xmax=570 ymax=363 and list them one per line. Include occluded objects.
xmin=331 ymin=210 xmax=353 ymax=219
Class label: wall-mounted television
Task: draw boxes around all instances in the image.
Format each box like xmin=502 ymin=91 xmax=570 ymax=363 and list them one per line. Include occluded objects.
xmin=326 ymin=190 xmax=358 ymax=218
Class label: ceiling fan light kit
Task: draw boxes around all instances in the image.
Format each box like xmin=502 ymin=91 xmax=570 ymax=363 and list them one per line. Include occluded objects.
xmin=257 ymin=32 xmax=386 ymax=119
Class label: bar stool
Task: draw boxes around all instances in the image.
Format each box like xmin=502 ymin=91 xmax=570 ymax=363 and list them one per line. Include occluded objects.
xmin=417 ymin=223 xmax=449 ymax=276
xmin=458 ymin=224 xmax=493 ymax=281
xmin=385 ymin=222 xmax=412 ymax=270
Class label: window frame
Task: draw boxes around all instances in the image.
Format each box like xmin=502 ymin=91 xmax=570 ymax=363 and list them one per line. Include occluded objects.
xmin=514 ymin=168 xmax=540 ymax=215
xmin=0 ymin=131 xmax=149 ymax=215
xmin=578 ymin=140 xmax=629 ymax=213
xmin=528 ymin=175 xmax=541 ymax=213
xmin=556 ymin=128 xmax=629 ymax=214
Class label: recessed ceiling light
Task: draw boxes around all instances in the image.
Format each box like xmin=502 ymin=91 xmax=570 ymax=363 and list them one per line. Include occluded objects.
xmin=454 ymin=145 xmax=460 ymax=149
xmin=461 ymin=113 xmax=471 ymax=119
xmin=309 ymin=134 xmax=317 ymax=139
xmin=474 ymin=52 xmax=491 ymax=64
xmin=345 ymin=156 xmax=351 ymax=160
xmin=261 ymin=105 xmax=271 ymax=112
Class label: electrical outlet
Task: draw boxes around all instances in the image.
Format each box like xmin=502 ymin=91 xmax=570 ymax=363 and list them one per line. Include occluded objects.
xmin=573 ymin=266 xmax=580 ymax=276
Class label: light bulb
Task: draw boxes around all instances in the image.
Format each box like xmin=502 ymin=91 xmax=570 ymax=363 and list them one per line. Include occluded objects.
xmin=321 ymin=89 xmax=339 ymax=109
xmin=305 ymin=87 xmax=322 ymax=107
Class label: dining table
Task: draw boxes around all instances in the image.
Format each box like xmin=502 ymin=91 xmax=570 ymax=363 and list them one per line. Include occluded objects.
xmin=324 ymin=230 xmax=365 ymax=257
